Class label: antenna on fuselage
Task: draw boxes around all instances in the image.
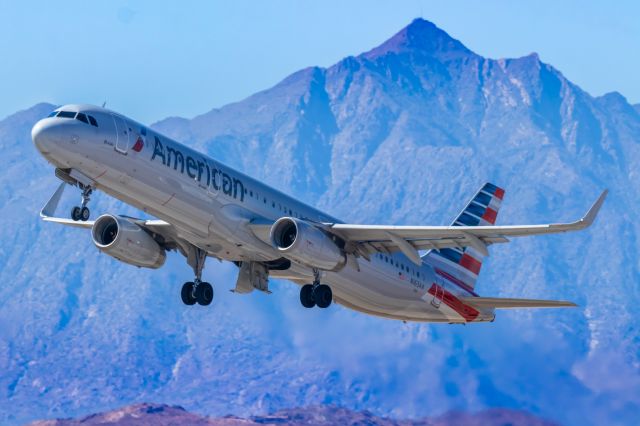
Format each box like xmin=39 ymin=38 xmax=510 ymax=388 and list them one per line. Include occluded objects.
xmin=102 ymin=101 xmax=107 ymax=108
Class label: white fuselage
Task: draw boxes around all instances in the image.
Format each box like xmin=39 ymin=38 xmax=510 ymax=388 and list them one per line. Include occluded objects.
xmin=32 ymin=105 xmax=494 ymax=323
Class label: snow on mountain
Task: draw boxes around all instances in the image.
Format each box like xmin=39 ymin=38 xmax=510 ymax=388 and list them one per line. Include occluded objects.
xmin=1 ymin=18 xmax=639 ymax=426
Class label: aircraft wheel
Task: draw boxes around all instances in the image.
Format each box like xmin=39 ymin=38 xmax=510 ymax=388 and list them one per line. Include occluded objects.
xmin=314 ymin=284 xmax=333 ymax=309
xmin=71 ymin=206 xmax=82 ymax=221
xmin=80 ymin=206 xmax=90 ymax=221
xmin=300 ymin=284 xmax=316 ymax=308
xmin=196 ymin=282 xmax=214 ymax=306
xmin=181 ymin=282 xmax=197 ymax=305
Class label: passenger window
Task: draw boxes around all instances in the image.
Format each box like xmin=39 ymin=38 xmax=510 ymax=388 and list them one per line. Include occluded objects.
xmin=76 ymin=113 xmax=88 ymax=124
xmin=57 ymin=111 xmax=75 ymax=118
xmin=88 ymin=116 xmax=98 ymax=127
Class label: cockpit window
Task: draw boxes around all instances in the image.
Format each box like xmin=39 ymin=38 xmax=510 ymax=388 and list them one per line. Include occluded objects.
xmin=76 ymin=113 xmax=88 ymax=124
xmin=47 ymin=111 xmax=58 ymax=117
xmin=88 ymin=115 xmax=98 ymax=127
xmin=57 ymin=111 xmax=76 ymax=118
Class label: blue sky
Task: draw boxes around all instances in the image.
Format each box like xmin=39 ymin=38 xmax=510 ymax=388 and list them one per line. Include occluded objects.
xmin=1 ymin=1 xmax=638 ymax=123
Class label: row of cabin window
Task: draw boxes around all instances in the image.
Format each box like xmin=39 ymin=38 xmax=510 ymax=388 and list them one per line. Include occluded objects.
xmin=376 ymin=253 xmax=421 ymax=277
xmin=49 ymin=110 xmax=99 ymax=127
xmin=242 ymin=187 xmax=305 ymax=218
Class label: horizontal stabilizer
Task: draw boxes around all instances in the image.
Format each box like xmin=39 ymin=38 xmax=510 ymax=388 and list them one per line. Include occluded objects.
xmin=462 ymin=296 xmax=577 ymax=309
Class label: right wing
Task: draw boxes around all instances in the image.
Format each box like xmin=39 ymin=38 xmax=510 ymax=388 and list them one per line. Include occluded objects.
xmin=40 ymin=181 xmax=177 ymax=243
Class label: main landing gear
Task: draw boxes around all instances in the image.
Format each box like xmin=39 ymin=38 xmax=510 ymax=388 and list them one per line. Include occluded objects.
xmin=70 ymin=184 xmax=93 ymax=221
xmin=180 ymin=246 xmax=214 ymax=306
xmin=300 ymin=268 xmax=333 ymax=309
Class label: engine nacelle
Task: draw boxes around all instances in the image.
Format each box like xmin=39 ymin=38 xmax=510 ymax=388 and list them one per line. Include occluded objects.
xmin=270 ymin=217 xmax=345 ymax=271
xmin=91 ymin=214 xmax=166 ymax=269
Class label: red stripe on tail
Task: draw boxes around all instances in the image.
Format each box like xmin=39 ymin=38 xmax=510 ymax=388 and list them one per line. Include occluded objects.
xmin=481 ymin=207 xmax=497 ymax=224
xmin=428 ymin=284 xmax=480 ymax=321
xmin=459 ymin=254 xmax=482 ymax=275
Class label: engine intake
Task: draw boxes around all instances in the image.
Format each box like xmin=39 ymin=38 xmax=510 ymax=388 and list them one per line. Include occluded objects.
xmin=270 ymin=217 xmax=345 ymax=271
xmin=92 ymin=214 xmax=166 ymax=269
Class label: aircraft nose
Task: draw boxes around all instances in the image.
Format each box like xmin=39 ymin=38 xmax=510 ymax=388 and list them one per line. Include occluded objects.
xmin=32 ymin=119 xmax=61 ymax=153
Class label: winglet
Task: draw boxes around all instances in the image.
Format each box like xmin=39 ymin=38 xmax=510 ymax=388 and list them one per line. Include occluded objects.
xmin=574 ymin=189 xmax=608 ymax=229
xmin=40 ymin=182 xmax=67 ymax=218
xmin=40 ymin=182 xmax=94 ymax=229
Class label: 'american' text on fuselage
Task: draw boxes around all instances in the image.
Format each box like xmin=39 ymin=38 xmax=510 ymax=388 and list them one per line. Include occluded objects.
xmin=151 ymin=136 xmax=245 ymax=202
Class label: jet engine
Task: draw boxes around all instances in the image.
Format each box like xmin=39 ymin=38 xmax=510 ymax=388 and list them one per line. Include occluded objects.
xmin=270 ymin=217 xmax=345 ymax=271
xmin=91 ymin=214 xmax=166 ymax=269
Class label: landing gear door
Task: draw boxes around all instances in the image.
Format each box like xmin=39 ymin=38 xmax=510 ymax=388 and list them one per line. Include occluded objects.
xmin=233 ymin=261 xmax=269 ymax=294
xmin=112 ymin=114 xmax=130 ymax=154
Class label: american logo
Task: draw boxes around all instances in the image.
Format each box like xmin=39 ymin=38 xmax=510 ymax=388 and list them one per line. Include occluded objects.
xmin=150 ymin=136 xmax=246 ymax=202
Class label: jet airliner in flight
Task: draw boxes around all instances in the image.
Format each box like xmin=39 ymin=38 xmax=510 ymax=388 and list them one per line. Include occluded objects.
xmin=31 ymin=105 xmax=606 ymax=323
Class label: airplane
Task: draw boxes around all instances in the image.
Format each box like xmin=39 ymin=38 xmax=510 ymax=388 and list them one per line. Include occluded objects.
xmin=31 ymin=104 xmax=607 ymax=323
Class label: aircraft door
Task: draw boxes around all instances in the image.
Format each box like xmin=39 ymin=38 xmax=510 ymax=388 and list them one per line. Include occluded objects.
xmin=431 ymin=276 xmax=445 ymax=308
xmin=112 ymin=114 xmax=130 ymax=154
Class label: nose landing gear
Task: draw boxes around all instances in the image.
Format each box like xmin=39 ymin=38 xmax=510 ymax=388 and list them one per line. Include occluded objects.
xmin=300 ymin=268 xmax=333 ymax=309
xmin=180 ymin=246 xmax=214 ymax=306
xmin=71 ymin=185 xmax=93 ymax=221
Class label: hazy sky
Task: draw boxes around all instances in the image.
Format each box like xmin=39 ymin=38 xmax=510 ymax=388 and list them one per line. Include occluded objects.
xmin=1 ymin=1 xmax=638 ymax=123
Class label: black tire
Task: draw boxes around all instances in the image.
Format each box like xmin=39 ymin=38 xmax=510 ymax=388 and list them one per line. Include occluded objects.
xmin=80 ymin=206 xmax=90 ymax=221
xmin=181 ymin=282 xmax=197 ymax=305
xmin=71 ymin=206 xmax=82 ymax=221
xmin=314 ymin=284 xmax=333 ymax=308
xmin=195 ymin=282 xmax=214 ymax=306
xmin=300 ymin=284 xmax=316 ymax=308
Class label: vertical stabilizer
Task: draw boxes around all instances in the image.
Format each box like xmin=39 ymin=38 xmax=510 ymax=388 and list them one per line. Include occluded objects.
xmin=423 ymin=183 xmax=504 ymax=291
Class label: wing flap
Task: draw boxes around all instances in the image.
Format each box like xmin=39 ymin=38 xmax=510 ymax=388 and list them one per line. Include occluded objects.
xmin=463 ymin=296 xmax=577 ymax=309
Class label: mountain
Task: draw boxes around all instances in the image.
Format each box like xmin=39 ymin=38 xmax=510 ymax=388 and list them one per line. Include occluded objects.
xmin=28 ymin=403 xmax=557 ymax=426
xmin=1 ymin=18 xmax=640 ymax=426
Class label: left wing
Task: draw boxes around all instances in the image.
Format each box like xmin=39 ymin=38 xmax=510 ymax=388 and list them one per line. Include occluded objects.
xmin=329 ymin=190 xmax=607 ymax=265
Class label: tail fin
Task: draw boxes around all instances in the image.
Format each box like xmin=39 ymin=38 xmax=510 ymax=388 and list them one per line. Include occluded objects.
xmin=423 ymin=183 xmax=505 ymax=291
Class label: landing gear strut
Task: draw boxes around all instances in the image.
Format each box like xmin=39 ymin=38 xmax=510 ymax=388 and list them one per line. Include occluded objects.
xmin=300 ymin=268 xmax=333 ymax=309
xmin=71 ymin=184 xmax=92 ymax=221
xmin=180 ymin=246 xmax=214 ymax=306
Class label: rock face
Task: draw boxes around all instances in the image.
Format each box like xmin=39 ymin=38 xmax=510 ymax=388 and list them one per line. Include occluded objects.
xmin=1 ymin=18 xmax=639 ymax=426
xmin=28 ymin=403 xmax=557 ymax=426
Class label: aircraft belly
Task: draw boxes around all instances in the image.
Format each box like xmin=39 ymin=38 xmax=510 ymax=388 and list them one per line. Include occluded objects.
xmin=321 ymin=263 xmax=455 ymax=322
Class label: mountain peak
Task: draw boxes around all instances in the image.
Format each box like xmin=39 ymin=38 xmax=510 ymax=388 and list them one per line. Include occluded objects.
xmin=363 ymin=18 xmax=474 ymax=60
